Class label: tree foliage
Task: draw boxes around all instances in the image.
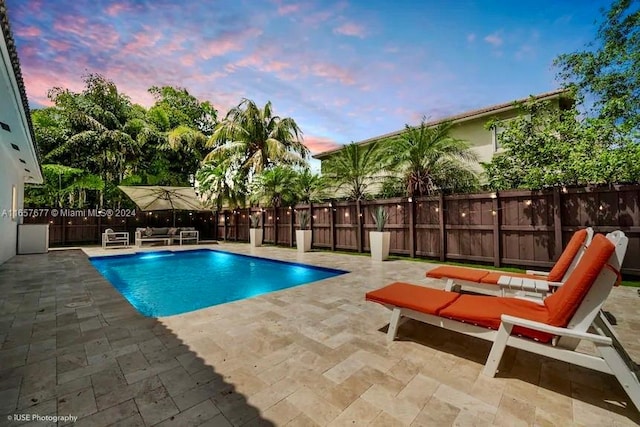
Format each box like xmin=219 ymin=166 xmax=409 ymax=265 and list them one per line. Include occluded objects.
xmin=26 ymin=75 xmax=220 ymax=207
xmin=205 ymin=99 xmax=308 ymax=176
xmin=322 ymin=141 xmax=390 ymax=201
xmin=249 ymin=166 xmax=298 ymax=207
xmin=387 ymin=119 xmax=479 ymax=196
xmin=554 ymin=0 xmax=640 ymax=132
xmin=482 ymin=96 xmax=640 ymax=190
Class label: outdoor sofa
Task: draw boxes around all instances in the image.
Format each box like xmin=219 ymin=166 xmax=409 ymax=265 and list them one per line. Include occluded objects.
xmin=134 ymin=226 xmax=199 ymax=247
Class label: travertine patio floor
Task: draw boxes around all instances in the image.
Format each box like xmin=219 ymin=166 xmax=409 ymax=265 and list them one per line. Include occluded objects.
xmin=1 ymin=242 xmax=639 ymax=426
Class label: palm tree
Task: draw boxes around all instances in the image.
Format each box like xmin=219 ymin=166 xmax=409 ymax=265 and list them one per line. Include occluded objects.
xmin=293 ymin=169 xmax=327 ymax=204
xmin=196 ymin=162 xmax=247 ymax=210
xmin=389 ymin=119 xmax=479 ymax=196
xmin=45 ymin=78 xmax=141 ymax=206
xmin=323 ymin=141 xmax=390 ymax=201
xmin=205 ymin=99 xmax=308 ymax=175
xmin=249 ymin=166 xmax=297 ymax=207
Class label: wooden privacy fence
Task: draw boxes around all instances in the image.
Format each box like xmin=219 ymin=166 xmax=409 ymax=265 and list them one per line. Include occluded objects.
xmin=215 ymin=185 xmax=640 ymax=277
xmin=23 ymin=185 xmax=640 ymax=277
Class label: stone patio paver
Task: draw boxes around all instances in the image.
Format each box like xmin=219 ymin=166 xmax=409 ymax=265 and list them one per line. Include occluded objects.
xmin=0 ymin=243 xmax=639 ymax=426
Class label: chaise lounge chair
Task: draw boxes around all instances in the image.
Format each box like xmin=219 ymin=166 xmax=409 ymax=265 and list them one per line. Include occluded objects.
xmin=426 ymin=227 xmax=593 ymax=296
xmin=365 ymin=231 xmax=640 ymax=412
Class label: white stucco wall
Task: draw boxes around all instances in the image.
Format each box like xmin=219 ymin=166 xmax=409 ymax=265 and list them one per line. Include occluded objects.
xmin=0 ymin=157 xmax=23 ymax=264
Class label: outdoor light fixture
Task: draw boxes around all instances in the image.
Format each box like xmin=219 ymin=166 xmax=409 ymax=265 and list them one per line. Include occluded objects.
xmin=525 ymin=200 xmax=532 ymax=206
xmin=461 ymin=212 xmax=467 ymax=217
xmin=562 ymin=186 xmax=568 ymax=194
xmin=408 ymin=197 xmax=413 ymax=202
xmin=490 ymin=192 xmax=497 ymax=199
xmin=345 ymin=212 xmax=350 ymax=217
xmin=492 ymin=210 xmax=497 ymax=216
xmin=435 ymin=207 xmax=439 ymax=212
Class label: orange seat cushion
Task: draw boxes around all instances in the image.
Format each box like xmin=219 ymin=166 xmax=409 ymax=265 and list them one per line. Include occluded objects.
xmin=547 ymin=229 xmax=588 ymax=282
xmin=439 ymin=294 xmax=553 ymax=342
xmin=544 ymin=234 xmax=615 ymax=327
xmin=480 ymin=271 xmax=546 ymax=284
xmin=426 ymin=266 xmax=489 ymax=282
xmin=365 ymin=282 xmax=460 ymax=315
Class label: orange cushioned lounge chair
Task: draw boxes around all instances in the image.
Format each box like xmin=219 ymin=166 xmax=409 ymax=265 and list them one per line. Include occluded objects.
xmin=426 ymin=227 xmax=593 ymax=296
xmin=366 ymin=231 xmax=640 ymax=412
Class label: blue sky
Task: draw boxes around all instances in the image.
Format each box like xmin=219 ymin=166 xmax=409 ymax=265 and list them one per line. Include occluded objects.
xmin=6 ymin=0 xmax=611 ymax=157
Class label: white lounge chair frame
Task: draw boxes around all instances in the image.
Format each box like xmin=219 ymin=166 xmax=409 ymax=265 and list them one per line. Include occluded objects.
xmin=438 ymin=227 xmax=594 ymax=297
xmin=101 ymin=229 xmax=130 ymax=249
xmin=382 ymin=231 xmax=640 ymax=412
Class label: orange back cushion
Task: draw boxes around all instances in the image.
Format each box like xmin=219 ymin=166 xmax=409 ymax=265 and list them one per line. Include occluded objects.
xmin=547 ymin=229 xmax=588 ymax=282
xmin=544 ymin=234 xmax=615 ymax=326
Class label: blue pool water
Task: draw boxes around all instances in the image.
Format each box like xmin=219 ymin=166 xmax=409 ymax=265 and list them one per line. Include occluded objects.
xmin=90 ymin=249 xmax=347 ymax=317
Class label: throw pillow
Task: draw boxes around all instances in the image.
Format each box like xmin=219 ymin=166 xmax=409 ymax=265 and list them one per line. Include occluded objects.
xmin=144 ymin=227 xmax=153 ymax=237
xmin=168 ymin=227 xmax=178 ymax=236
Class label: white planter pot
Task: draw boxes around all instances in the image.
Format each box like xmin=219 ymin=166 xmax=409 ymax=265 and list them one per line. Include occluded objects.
xmin=296 ymin=229 xmax=312 ymax=253
xmin=370 ymin=231 xmax=390 ymax=261
xmin=249 ymin=228 xmax=263 ymax=247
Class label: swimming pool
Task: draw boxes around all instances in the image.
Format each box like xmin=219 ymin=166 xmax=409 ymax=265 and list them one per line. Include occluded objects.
xmin=90 ymin=249 xmax=348 ymax=317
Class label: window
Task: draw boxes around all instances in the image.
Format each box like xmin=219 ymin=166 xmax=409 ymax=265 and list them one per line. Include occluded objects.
xmin=491 ymin=123 xmax=506 ymax=152
xmin=491 ymin=115 xmax=531 ymax=152
xmin=11 ymin=185 xmax=17 ymax=221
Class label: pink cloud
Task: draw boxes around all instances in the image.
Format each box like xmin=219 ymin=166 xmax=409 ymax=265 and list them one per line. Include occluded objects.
xmin=234 ymin=52 xmax=291 ymax=74
xmin=303 ymin=135 xmax=342 ymax=154
xmin=180 ymin=53 xmax=197 ymax=67
xmin=307 ymin=62 xmax=355 ymax=85
xmin=105 ymin=3 xmax=132 ymax=17
xmin=48 ymin=40 xmax=71 ymax=51
xmin=121 ymin=28 xmax=162 ymax=56
xmin=333 ymin=22 xmax=366 ymax=38
xmin=17 ymin=26 xmax=41 ymax=38
xmin=53 ymin=16 xmax=120 ymax=49
xmin=278 ymin=3 xmax=300 ymax=15
xmin=199 ymin=28 xmax=262 ymax=59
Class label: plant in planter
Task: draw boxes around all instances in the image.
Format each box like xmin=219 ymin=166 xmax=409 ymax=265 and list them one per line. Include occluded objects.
xmin=370 ymin=206 xmax=390 ymax=261
xmin=296 ymin=210 xmax=312 ymax=253
xmin=249 ymin=213 xmax=263 ymax=247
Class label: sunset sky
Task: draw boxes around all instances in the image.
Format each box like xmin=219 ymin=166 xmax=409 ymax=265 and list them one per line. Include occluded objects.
xmin=6 ymin=0 xmax=610 ymax=157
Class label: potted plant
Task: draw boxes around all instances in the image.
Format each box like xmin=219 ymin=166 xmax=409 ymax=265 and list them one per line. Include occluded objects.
xmin=249 ymin=213 xmax=263 ymax=247
xmin=370 ymin=206 xmax=390 ymax=261
xmin=296 ymin=210 xmax=312 ymax=253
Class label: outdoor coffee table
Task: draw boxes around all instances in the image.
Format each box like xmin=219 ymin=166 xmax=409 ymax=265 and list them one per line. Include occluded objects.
xmin=135 ymin=237 xmax=171 ymax=247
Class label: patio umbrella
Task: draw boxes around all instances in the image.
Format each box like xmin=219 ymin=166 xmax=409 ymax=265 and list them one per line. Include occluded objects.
xmin=118 ymin=185 xmax=208 ymax=226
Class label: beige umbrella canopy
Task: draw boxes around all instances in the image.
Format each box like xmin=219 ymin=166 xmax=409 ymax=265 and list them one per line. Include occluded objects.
xmin=118 ymin=186 xmax=208 ymax=226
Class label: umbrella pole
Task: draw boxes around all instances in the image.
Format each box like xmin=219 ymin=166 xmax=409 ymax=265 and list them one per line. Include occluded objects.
xmin=173 ymin=210 xmax=176 ymax=227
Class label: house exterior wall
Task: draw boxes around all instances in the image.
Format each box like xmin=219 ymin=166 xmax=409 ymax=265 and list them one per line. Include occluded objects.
xmin=1 ymin=3 xmax=44 ymax=265
xmin=0 ymin=155 xmax=23 ymax=264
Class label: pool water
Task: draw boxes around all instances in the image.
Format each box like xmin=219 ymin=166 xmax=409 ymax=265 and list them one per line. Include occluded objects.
xmin=90 ymin=249 xmax=348 ymax=317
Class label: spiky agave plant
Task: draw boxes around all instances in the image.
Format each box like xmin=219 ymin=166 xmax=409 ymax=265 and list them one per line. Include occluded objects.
xmin=249 ymin=212 xmax=261 ymax=228
xmin=297 ymin=210 xmax=310 ymax=230
xmin=371 ymin=206 xmax=389 ymax=232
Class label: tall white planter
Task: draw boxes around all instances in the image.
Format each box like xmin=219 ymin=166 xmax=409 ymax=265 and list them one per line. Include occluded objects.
xmin=370 ymin=231 xmax=390 ymax=261
xmin=249 ymin=228 xmax=263 ymax=247
xmin=296 ymin=230 xmax=312 ymax=253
